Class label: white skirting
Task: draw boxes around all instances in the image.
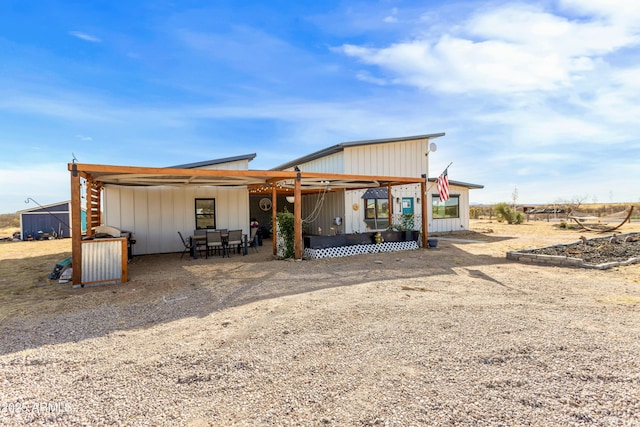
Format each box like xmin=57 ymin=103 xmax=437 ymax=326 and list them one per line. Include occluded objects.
xmin=304 ymin=241 xmax=419 ymax=259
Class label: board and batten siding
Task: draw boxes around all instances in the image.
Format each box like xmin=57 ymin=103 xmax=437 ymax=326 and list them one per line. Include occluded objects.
xmin=103 ymin=185 xmax=250 ymax=255
xmin=287 ymin=152 xmax=344 ymax=173
xmin=343 ymin=139 xmax=429 ymax=177
xmin=301 ymin=191 xmax=345 ymax=236
xmin=342 ymin=139 xmax=430 ymax=233
xmin=427 ymin=183 xmax=471 ymax=233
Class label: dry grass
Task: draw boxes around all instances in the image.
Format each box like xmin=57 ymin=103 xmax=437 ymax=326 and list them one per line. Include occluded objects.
xmin=0 ymin=234 xmax=71 ymax=320
xmin=2 ymin=219 xmax=639 ymax=322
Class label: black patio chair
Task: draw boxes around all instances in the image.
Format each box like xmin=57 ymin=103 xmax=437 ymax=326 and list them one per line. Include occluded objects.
xmin=178 ymin=231 xmax=192 ymax=259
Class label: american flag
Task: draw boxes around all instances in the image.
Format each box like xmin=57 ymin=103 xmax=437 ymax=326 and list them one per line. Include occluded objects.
xmin=437 ymin=168 xmax=450 ymax=202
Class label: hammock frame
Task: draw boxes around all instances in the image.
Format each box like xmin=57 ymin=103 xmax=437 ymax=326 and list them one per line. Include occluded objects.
xmin=569 ymin=206 xmax=634 ymax=233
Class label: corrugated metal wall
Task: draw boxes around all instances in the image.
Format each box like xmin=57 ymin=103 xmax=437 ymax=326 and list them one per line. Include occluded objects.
xmin=301 ymin=191 xmax=345 ymax=235
xmin=19 ymin=202 xmax=73 ymax=240
xmin=81 ymin=238 xmax=125 ymax=285
xmin=104 ymin=185 xmax=250 ymax=255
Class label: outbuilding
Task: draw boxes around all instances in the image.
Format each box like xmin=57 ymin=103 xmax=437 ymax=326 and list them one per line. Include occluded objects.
xmin=18 ymin=201 xmax=85 ymax=240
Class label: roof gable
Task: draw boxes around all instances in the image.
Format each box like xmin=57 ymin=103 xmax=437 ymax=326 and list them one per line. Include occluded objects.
xmin=272 ymin=133 xmax=444 ymax=171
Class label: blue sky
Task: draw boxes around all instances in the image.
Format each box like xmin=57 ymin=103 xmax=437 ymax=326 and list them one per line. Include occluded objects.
xmin=1 ymin=0 xmax=639 ymax=213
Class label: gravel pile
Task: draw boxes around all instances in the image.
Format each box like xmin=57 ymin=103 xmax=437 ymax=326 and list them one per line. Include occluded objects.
xmin=527 ymin=233 xmax=640 ymax=265
xmin=1 ymin=239 xmax=640 ymax=426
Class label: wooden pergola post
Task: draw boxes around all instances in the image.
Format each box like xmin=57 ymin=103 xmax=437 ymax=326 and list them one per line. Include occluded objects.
xmin=271 ymin=183 xmax=277 ymax=256
xmin=387 ymin=183 xmax=393 ymax=225
xmin=421 ymin=174 xmax=428 ymax=248
xmin=294 ymin=171 xmax=302 ymax=259
xmin=70 ymin=164 xmax=82 ymax=286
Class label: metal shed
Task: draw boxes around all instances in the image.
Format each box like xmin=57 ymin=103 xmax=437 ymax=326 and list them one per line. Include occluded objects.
xmin=19 ymin=201 xmax=85 ymax=240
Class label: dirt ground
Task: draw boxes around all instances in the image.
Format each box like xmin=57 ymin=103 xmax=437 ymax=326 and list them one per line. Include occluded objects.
xmin=0 ymin=219 xmax=637 ymax=322
xmin=1 ymin=220 xmax=640 ymax=425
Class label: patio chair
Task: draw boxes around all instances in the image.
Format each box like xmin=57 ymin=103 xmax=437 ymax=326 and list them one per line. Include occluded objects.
xmin=178 ymin=231 xmax=193 ymax=259
xmin=227 ymin=229 xmax=243 ymax=254
xmin=193 ymin=229 xmax=208 ymax=257
xmin=206 ymin=230 xmax=223 ymax=258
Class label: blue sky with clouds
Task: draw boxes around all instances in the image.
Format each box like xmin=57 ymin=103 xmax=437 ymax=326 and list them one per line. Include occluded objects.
xmin=1 ymin=0 xmax=638 ymax=213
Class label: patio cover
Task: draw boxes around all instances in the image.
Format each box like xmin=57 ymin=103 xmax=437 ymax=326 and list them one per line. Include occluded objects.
xmin=68 ymin=162 xmax=430 ymax=285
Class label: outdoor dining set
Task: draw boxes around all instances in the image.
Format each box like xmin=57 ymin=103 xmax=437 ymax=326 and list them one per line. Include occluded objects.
xmin=178 ymin=228 xmax=258 ymax=259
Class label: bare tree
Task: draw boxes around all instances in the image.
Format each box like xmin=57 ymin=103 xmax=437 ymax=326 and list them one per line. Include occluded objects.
xmin=570 ymin=194 xmax=588 ymax=211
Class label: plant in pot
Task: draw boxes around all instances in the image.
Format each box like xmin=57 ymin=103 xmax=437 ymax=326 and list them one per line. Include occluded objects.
xmin=392 ymin=213 xmax=417 ymax=241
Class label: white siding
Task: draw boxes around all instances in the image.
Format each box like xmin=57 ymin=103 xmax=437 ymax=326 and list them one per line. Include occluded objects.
xmin=427 ymin=184 xmax=470 ymax=233
xmin=198 ymin=159 xmax=250 ymax=171
xmin=344 ymin=139 xmax=429 ymax=177
xmin=291 ymin=152 xmax=344 ymax=173
xmin=344 ymin=183 xmax=473 ymax=233
xmin=104 ymin=185 xmax=250 ymax=255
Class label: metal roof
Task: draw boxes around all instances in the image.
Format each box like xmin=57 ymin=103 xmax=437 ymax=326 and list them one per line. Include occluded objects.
xmin=361 ymin=188 xmax=390 ymax=199
xmin=170 ymin=153 xmax=256 ymax=169
xmin=427 ymin=178 xmax=484 ymax=189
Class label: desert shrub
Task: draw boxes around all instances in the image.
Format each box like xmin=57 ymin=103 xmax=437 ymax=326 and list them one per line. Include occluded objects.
xmin=494 ymin=203 xmax=523 ymax=225
xmin=0 ymin=213 xmax=19 ymax=229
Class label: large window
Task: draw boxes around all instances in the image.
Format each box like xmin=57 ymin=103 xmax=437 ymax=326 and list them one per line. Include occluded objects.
xmin=432 ymin=195 xmax=459 ymax=219
xmin=195 ymin=198 xmax=216 ymax=229
xmin=364 ymin=198 xmax=390 ymax=229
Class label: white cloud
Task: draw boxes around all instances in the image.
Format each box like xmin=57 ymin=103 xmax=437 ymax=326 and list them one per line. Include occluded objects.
xmin=355 ymin=71 xmax=387 ymax=85
xmin=69 ymin=31 xmax=102 ymax=43
xmin=338 ymin=2 xmax=640 ymax=95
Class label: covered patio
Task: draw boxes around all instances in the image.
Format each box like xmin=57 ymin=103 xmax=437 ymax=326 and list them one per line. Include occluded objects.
xmin=68 ymin=162 xmax=430 ymax=286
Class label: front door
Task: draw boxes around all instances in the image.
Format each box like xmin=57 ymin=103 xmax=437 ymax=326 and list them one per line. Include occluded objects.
xmin=401 ymin=197 xmax=414 ymax=215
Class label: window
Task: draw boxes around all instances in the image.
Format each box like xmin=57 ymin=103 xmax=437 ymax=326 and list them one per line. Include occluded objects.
xmin=432 ymin=195 xmax=459 ymax=219
xmin=195 ymin=198 xmax=216 ymax=229
xmin=365 ymin=198 xmax=389 ymax=220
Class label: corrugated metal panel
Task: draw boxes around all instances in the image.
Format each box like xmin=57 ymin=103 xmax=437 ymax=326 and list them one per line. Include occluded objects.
xmin=82 ymin=239 xmax=125 ymax=285
xmin=302 ymin=191 xmax=344 ymax=236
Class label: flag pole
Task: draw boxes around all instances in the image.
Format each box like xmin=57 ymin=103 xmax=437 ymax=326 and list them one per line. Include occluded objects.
xmin=426 ymin=162 xmax=453 ymax=193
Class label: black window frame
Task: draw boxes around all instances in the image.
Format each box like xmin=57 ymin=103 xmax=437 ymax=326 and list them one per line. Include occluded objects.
xmin=195 ymin=198 xmax=216 ymax=230
xmin=432 ymin=194 xmax=460 ymax=219
xmin=364 ymin=198 xmax=389 ymax=220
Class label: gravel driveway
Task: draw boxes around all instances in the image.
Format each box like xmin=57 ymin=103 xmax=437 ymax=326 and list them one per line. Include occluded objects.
xmin=1 ymin=221 xmax=639 ymax=426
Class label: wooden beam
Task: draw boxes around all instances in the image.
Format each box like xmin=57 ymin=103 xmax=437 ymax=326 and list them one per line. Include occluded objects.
xmin=272 ymin=184 xmax=277 ymax=256
xmin=387 ymin=183 xmax=393 ymax=222
xmin=71 ymin=167 xmax=82 ymax=286
xmin=67 ymin=163 xmax=425 ymax=188
xmin=68 ymin=163 xmax=298 ymax=179
xmin=294 ymin=172 xmax=302 ymax=259
xmin=421 ymin=174 xmax=428 ymax=248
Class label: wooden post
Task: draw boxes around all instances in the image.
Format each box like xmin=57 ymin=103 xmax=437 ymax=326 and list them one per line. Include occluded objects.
xmin=272 ymin=184 xmax=277 ymax=256
xmin=121 ymin=238 xmax=128 ymax=283
xmin=294 ymin=172 xmax=302 ymax=259
xmin=388 ymin=183 xmax=393 ymax=227
xmin=421 ymin=174 xmax=428 ymax=248
xmin=70 ymin=164 xmax=83 ymax=286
